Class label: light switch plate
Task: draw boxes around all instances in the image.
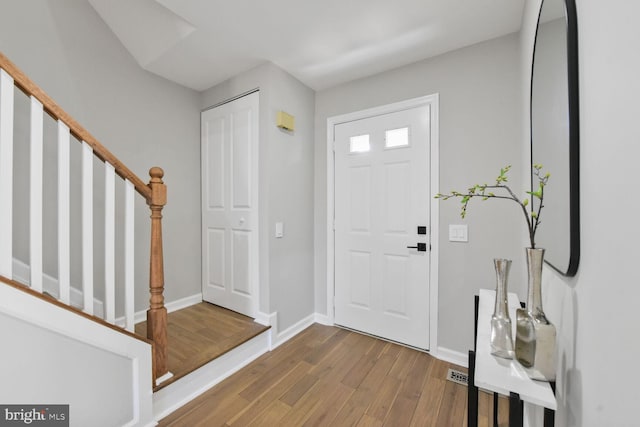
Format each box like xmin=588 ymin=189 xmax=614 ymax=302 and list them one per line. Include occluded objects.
xmin=275 ymin=222 xmax=284 ymax=238
xmin=449 ymin=224 xmax=468 ymax=242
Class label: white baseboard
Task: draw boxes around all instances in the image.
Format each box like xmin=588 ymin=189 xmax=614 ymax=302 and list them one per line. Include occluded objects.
xmin=152 ymin=329 xmax=270 ymax=421
xmin=166 ymin=293 xmax=203 ymax=314
xmin=254 ymin=311 xmax=277 ymax=349
xmin=314 ymin=312 xmax=332 ymax=325
xmin=253 ymin=311 xmax=317 ymax=350
xmin=435 ymin=346 xmax=468 ymax=368
xmin=13 ymin=257 xmax=203 ymax=329
xmin=12 ymin=258 xmax=105 ymax=317
xmin=115 ymin=293 xmax=203 ymax=327
xmin=255 ymin=311 xmax=277 ymax=328
xmin=271 ymin=313 xmax=315 ymax=350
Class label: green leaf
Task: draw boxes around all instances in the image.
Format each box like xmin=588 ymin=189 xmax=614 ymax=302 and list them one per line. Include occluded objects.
xmin=527 ymin=189 xmax=542 ymax=199
xmin=523 ymin=198 xmax=529 ymax=206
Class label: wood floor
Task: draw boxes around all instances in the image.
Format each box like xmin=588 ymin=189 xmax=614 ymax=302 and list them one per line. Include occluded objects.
xmin=135 ymin=302 xmax=270 ymax=390
xmin=159 ymin=323 xmax=508 ymax=426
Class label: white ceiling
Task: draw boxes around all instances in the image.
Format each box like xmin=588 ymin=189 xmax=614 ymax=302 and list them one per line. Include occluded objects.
xmin=88 ymin=0 xmax=524 ymax=91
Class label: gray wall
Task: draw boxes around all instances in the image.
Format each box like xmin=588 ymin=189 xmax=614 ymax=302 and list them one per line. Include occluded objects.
xmin=314 ymin=33 xmax=524 ymax=354
xmin=521 ymin=0 xmax=640 ymax=425
xmin=0 ymin=0 xmax=202 ymax=310
xmin=201 ymin=63 xmax=316 ymax=331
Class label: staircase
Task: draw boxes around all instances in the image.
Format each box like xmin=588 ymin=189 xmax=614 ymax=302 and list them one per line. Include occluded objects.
xmin=0 ymin=52 xmax=278 ymax=426
xmin=0 ymin=52 xmax=172 ymax=425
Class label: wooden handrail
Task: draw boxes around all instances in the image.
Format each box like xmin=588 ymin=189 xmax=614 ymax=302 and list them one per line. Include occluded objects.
xmin=0 ymin=52 xmax=151 ymax=200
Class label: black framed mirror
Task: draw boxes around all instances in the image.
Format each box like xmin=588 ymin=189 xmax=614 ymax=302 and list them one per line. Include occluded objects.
xmin=530 ymin=0 xmax=580 ymax=276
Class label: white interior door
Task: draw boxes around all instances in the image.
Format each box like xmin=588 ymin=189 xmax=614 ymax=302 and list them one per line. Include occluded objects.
xmin=334 ymin=105 xmax=430 ymax=349
xmin=201 ymin=92 xmax=259 ymax=317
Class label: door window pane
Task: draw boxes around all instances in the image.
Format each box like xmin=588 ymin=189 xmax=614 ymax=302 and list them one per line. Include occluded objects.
xmin=350 ymin=134 xmax=370 ymax=153
xmin=385 ymin=127 xmax=409 ymax=148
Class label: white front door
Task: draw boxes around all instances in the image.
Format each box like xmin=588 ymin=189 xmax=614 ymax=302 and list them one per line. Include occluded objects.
xmin=201 ymin=92 xmax=259 ymax=317
xmin=334 ymin=104 xmax=431 ymax=349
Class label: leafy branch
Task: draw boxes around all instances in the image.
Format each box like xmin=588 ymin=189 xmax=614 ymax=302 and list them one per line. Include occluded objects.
xmin=435 ymin=165 xmax=550 ymax=248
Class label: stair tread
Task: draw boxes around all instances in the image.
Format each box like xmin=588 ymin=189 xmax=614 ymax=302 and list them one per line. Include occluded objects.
xmin=135 ymin=302 xmax=269 ymax=391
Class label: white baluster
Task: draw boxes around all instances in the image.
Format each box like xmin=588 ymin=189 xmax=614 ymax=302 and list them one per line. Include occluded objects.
xmin=124 ymin=179 xmax=135 ymax=331
xmin=30 ymin=97 xmax=43 ymax=292
xmin=105 ymin=163 xmax=115 ymax=323
xmin=82 ymin=141 xmax=94 ymax=315
xmin=0 ymin=69 xmax=14 ymax=278
xmin=58 ymin=121 xmax=71 ymax=304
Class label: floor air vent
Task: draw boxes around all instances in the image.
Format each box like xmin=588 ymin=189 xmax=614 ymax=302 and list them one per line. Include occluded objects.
xmin=446 ymin=368 xmax=468 ymax=386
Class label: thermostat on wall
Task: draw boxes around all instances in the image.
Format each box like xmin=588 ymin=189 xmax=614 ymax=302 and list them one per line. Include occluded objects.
xmin=277 ymin=111 xmax=295 ymax=131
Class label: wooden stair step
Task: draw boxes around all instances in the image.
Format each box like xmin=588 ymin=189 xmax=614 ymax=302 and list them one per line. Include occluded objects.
xmin=135 ymin=302 xmax=270 ymax=392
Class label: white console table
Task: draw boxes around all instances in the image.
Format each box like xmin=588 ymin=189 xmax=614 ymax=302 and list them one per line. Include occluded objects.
xmin=467 ymin=289 xmax=556 ymax=427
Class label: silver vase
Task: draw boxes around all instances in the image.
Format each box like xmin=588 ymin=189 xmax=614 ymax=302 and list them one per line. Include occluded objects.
xmin=490 ymin=258 xmax=514 ymax=359
xmin=515 ymin=248 xmax=556 ymax=381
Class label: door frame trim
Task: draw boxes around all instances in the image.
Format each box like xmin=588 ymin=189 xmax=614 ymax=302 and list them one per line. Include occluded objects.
xmin=326 ymin=94 xmax=439 ymax=352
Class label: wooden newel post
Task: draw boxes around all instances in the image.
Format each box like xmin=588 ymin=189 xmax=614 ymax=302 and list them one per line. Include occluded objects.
xmin=147 ymin=167 xmax=168 ymax=381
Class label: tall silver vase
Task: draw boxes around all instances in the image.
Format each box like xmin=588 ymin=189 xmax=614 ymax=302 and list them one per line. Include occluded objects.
xmin=491 ymin=258 xmax=514 ymax=359
xmin=515 ymin=248 xmax=556 ymax=381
